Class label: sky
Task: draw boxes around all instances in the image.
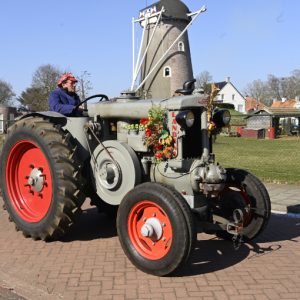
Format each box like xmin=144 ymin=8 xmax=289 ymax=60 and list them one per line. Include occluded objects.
xmin=0 ymin=0 xmax=299 ymax=100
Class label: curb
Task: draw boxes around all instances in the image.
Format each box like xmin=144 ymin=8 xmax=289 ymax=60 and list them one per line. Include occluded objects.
xmin=271 ymin=210 xmax=300 ymax=218
xmin=0 ymin=270 xmax=62 ymax=300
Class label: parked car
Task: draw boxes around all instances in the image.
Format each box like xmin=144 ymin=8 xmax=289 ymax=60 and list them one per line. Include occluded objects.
xmin=290 ymin=124 xmax=299 ymax=136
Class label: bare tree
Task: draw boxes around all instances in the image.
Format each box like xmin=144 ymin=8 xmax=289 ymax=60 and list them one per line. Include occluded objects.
xmin=245 ymin=69 xmax=300 ymax=104
xmin=266 ymin=74 xmax=281 ymax=100
xmin=0 ymin=80 xmax=15 ymax=105
xmin=289 ymin=69 xmax=300 ymax=98
xmin=267 ymin=73 xmax=300 ymax=100
xmin=76 ymin=71 xmax=93 ymax=100
xmin=244 ymin=79 xmax=270 ymax=105
xmin=195 ymin=70 xmax=213 ymax=93
xmin=32 ymin=64 xmax=62 ymax=94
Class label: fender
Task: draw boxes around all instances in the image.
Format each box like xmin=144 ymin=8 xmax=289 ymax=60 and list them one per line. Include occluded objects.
xmin=19 ymin=111 xmax=67 ymax=126
xmin=18 ymin=111 xmax=90 ymax=160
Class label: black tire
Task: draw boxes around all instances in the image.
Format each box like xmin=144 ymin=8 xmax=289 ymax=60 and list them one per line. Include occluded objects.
xmin=0 ymin=117 xmax=86 ymax=240
xmin=216 ymin=168 xmax=271 ymax=241
xmin=117 ymin=182 xmax=195 ymax=276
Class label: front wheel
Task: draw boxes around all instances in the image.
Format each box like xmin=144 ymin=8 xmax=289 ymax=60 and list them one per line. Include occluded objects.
xmin=215 ymin=168 xmax=271 ymax=241
xmin=117 ymin=183 xmax=195 ymax=276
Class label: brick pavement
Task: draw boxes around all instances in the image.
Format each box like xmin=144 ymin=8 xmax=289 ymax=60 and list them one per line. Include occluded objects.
xmin=0 ymin=188 xmax=299 ymax=300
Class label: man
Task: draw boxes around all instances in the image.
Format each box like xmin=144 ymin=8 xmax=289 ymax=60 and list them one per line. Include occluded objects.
xmin=49 ymin=73 xmax=83 ymax=116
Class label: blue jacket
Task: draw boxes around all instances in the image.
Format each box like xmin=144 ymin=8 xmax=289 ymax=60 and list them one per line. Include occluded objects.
xmin=48 ymin=88 xmax=81 ymax=116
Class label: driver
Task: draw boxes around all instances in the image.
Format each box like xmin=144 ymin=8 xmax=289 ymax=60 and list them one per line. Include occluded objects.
xmin=48 ymin=73 xmax=83 ymax=116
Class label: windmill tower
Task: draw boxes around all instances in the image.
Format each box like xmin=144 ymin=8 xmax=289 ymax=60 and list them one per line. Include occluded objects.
xmin=131 ymin=0 xmax=206 ymax=99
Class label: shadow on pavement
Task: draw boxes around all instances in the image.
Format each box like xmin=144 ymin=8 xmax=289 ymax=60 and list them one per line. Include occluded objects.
xmin=179 ymin=237 xmax=250 ymax=276
xmin=56 ymin=208 xmax=300 ymax=276
xmin=178 ymin=213 xmax=300 ymax=276
xmin=254 ymin=213 xmax=300 ymax=243
xmin=287 ymin=204 xmax=300 ymax=214
xmin=60 ymin=207 xmax=117 ymax=242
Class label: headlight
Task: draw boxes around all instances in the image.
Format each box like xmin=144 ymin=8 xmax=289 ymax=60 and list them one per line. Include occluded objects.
xmin=176 ymin=110 xmax=195 ymax=128
xmin=212 ymin=109 xmax=231 ymax=128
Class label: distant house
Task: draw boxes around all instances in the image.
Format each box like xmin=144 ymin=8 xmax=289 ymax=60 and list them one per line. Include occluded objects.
xmin=271 ymin=98 xmax=300 ymax=127
xmin=214 ymin=77 xmax=246 ymax=113
xmin=0 ymin=105 xmax=18 ymax=134
xmin=245 ymin=97 xmax=267 ymax=113
xmin=271 ymin=98 xmax=299 ymax=109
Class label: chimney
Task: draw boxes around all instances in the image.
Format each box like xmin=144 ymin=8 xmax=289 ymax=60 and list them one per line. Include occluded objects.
xmin=226 ymin=76 xmax=231 ymax=83
xmin=295 ymin=96 xmax=300 ymax=102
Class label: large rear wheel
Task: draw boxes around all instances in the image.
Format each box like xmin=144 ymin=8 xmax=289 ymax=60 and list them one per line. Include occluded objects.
xmin=117 ymin=183 xmax=195 ymax=276
xmin=0 ymin=117 xmax=85 ymax=240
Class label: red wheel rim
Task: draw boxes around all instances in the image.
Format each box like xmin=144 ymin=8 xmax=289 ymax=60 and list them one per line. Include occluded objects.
xmin=239 ymin=189 xmax=252 ymax=226
xmin=225 ymin=186 xmax=253 ymax=226
xmin=128 ymin=201 xmax=173 ymax=260
xmin=5 ymin=140 xmax=53 ymax=222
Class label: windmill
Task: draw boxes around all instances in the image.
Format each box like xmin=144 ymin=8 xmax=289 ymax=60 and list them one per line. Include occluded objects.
xmin=131 ymin=0 xmax=206 ymax=99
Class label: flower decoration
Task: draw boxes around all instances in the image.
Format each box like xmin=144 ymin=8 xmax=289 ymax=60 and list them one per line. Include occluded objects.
xmin=141 ymin=106 xmax=176 ymax=163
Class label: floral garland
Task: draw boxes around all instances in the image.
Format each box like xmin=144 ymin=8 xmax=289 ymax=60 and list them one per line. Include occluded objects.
xmin=140 ymin=106 xmax=176 ymax=162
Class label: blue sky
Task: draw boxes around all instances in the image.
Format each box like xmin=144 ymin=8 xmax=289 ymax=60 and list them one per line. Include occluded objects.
xmin=0 ymin=0 xmax=299 ymax=99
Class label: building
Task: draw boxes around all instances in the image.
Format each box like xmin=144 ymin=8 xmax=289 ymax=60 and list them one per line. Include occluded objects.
xmin=245 ymin=97 xmax=267 ymax=113
xmin=245 ymin=107 xmax=300 ymax=138
xmin=136 ymin=0 xmax=194 ymax=99
xmin=214 ymin=77 xmax=246 ymax=113
xmin=271 ymin=98 xmax=299 ymax=109
xmin=0 ymin=105 xmax=17 ymax=134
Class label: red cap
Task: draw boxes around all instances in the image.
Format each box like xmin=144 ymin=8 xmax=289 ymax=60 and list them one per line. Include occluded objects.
xmin=57 ymin=73 xmax=78 ymax=87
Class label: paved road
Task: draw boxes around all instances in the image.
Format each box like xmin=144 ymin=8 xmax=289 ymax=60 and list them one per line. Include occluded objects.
xmin=0 ymin=183 xmax=299 ymax=300
xmin=265 ymin=183 xmax=300 ymax=214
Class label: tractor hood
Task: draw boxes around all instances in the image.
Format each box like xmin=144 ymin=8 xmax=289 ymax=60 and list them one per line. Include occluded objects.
xmin=87 ymin=94 xmax=209 ymax=119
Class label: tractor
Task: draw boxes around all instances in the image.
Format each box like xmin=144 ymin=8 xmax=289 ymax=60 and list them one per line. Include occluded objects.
xmin=0 ymin=83 xmax=271 ymax=276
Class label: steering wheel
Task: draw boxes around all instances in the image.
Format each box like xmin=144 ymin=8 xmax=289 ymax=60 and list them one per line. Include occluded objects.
xmin=74 ymin=94 xmax=109 ymax=111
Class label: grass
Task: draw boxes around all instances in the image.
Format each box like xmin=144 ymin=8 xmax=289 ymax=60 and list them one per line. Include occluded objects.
xmin=214 ymin=136 xmax=300 ymax=185
xmin=1 ymin=133 xmax=299 ymax=184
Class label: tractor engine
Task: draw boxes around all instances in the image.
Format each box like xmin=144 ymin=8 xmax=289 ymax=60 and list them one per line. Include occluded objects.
xmin=79 ymin=92 xmax=229 ymax=208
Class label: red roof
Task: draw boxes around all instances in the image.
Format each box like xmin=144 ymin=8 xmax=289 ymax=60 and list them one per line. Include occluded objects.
xmin=271 ymin=99 xmax=296 ymax=108
xmin=245 ymin=97 xmax=267 ymax=112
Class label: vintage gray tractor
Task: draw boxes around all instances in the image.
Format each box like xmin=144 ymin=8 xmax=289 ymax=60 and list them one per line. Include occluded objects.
xmin=0 ymin=86 xmax=270 ymax=276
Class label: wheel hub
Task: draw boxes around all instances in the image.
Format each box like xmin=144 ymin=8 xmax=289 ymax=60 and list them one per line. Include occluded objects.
xmin=140 ymin=217 xmax=163 ymax=241
xmin=92 ymin=141 xmax=141 ymax=205
xmin=98 ymin=160 xmax=121 ymax=190
xmin=27 ymin=167 xmax=45 ymax=193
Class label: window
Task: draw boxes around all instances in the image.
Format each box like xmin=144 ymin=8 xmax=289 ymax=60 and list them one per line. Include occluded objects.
xmin=163 ymin=66 xmax=172 ymax=77
xmin=178 ymin=41 xmax=185 ymax=52
xmin=238 ymin=105 xmax=243 ymax=112
xmin=221 ymin=94 xmax=224 ymax=100
xmin=232 ymin=94 xmax=235 ymax=101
